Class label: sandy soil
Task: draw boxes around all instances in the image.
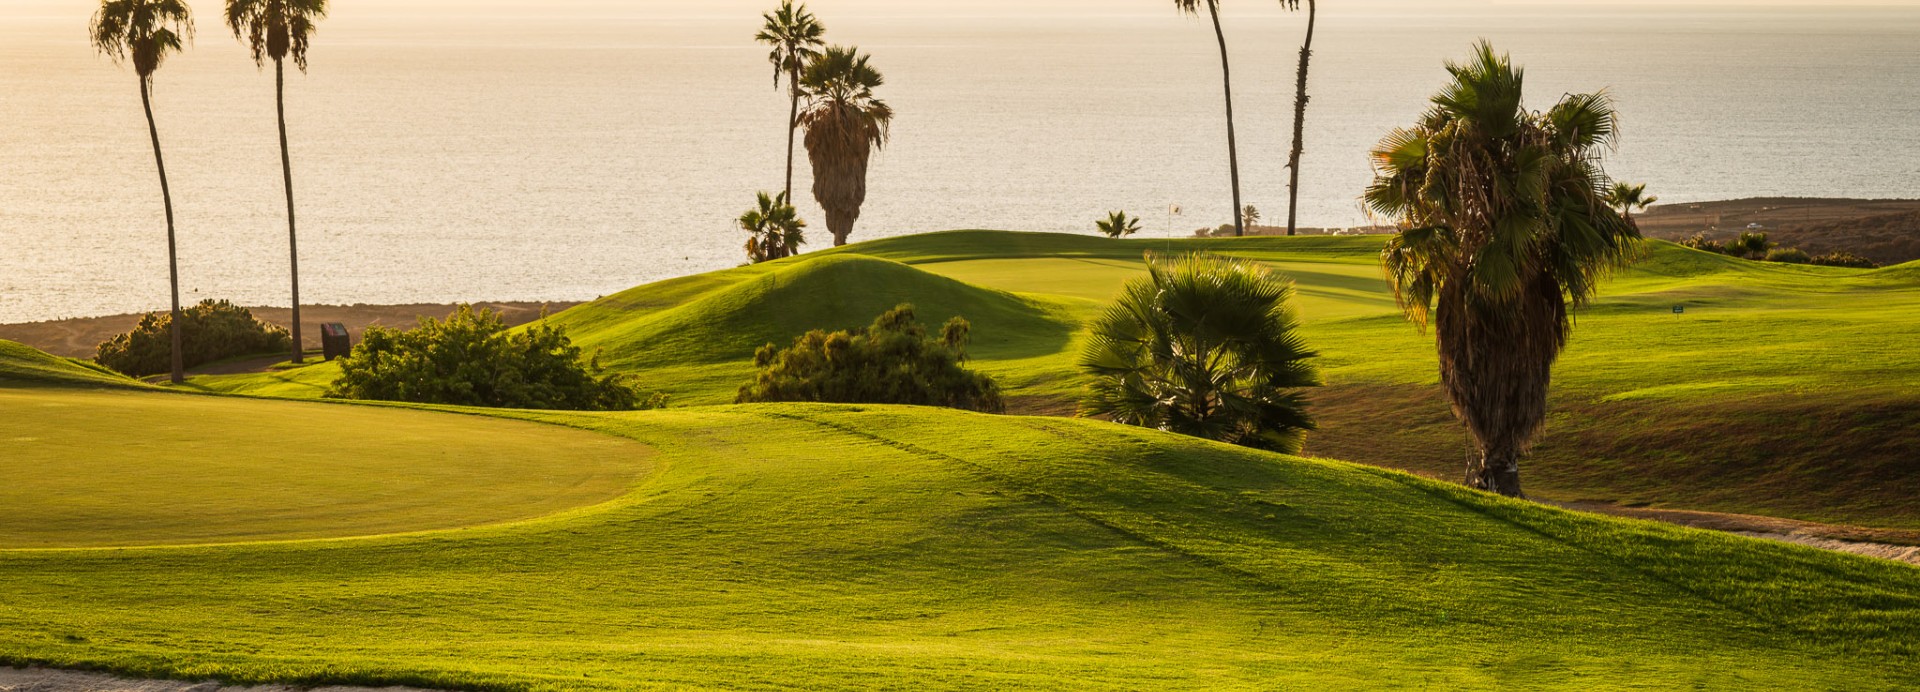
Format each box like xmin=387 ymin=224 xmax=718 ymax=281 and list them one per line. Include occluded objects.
xmin=0 ymin=302 xmax=580 ymax=359
xmin=1556 ymin=501 xmax=1920 ymax=567
xmin=1637 ymin=197 xmax=1920 ymax=264
xmin=0 ymin=668 xmax=435 ymax=692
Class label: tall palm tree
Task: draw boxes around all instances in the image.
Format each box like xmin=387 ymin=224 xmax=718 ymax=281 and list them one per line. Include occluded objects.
xmin=91 ymin=0 xmax=193 ymax=385
xmin=1281 ymin=0 xmax=1314 ymax=237
xmin=1080 ymin=253 xmax=1319 ymax=453
xmin=798 ymin=45 xmax=892 ymax=247
xmin=226 ymin=0 xmax=326 ymax=363
xmin=755 ymin=1 xmax=826 ymax=201
xmin=1366 ymin=42 xmax=1643 ymax=497
xmin=739 ymin=191 xmax=807 ymax=263
xmin=1175 ymin=0 xmax=1244 ymax=237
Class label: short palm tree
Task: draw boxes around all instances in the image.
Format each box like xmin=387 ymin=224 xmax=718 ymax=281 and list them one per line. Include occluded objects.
xmin=755 ymin=1 xmax=826 ymax=201
xmin=226 ymin=0 xmax=326 ymax=363
xmin=798 ymin=45 xmax=892 ymax=247
xmin=1175 ymin=0 xmax=1244 ymax=237
xmin=1281 ymin=0 xmax=1315 ymax=237
xmin=739 ymin=191 xmax=807 ymax=263
xmin=1080 ymin=253 xmax=1319 ymax=453
xmin=1243 ymin=204 xmax=1261 ymax=229
xmin=1096 ymin=211 xmax=1142 ymax=238
xmin=1366 ymin=42 xmax=1643 ymax=497
xmin=91 ymin=0 xmax=193 ymax=385
xmin=1606 ymin=182 xmax=1659 ymax=218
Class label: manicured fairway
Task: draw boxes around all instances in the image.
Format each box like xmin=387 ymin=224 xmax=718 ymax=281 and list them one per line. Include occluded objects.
xmin=188 ymin=231 xmax=1920 ymax=528
xmin=2 ymin=396 xmax=1917 ymax=689
xmin=0 ymin=388 xmax=653 ymax=548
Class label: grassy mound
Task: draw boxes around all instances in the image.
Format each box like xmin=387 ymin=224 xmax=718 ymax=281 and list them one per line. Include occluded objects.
xmin=0 ymin=388 xmax=653 ymax=548
xmin=0 ymin=340 xmax=139 ymax=388
xmin=546 ymin=253 xmax=1081 ymax=403
xmin=1 ymin=403 xmax=1915 ymax=689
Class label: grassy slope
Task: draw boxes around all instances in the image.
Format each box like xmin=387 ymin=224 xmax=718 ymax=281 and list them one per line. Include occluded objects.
xmin=0 ymin=384 xmax=653 ymax=549
xmin=2 ymin=391 xmax=1916 ymax=689
xmin=0 ymin=339 xmax=140 ymax=388
xmin=191 ymin=232 xmax=1920 ymax=528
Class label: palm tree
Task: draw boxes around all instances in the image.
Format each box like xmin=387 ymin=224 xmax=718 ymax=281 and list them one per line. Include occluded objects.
xmin=755 ymin=1 xmax=826 ymax=201
xmin=1175 ymin=0 xmax=1244 ymax=237
xmin=739 ymin=191 xmax=807 ymax=263
xmin=798 ymin=45 xmax=892 ymax=247
xmin=1080 ymin=253 xmax=1319 ymax=453
xmin=226 ymin=0 xmax=326 ymax=363
xmin=1366 ymin=42 xmax=1643 ymax=497
xmin=1606 ymin=182 xmax=1659 ymax=219
xmin=1096 ymin=211 xmax=1142 ymax=238
xmin=1243 ymin=204 xmax=1261 ymax=229
xmin=1281 ymin=0 xmax=1314 ymax=237
xmin=91 ymin=0 xmax=193 ymax=385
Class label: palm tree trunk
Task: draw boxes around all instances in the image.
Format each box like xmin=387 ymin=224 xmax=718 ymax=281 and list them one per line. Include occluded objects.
xmin=785 ymin=69 xmax=801 ymax=201
xmin=276 ymin=58 xmax=304 ymax=364
xmin=1206 ymin=2 xmax=1245 ymax=238
xmin=1468 ymin=445 xmax=1524 ymax=497
xmin=140 ymin=76 xmax=186 ymax=385
xmin=1284 ymin=0 xmax=1316 ymax=238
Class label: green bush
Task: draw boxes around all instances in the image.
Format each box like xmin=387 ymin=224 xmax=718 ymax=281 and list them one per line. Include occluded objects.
xmin=1766 ymin=247 xmax=1813 ymax=264
xmin=1080 ymin=253 xmax=1319 ymax=453
xmin=1680 ymin=232 xmax=1725 ymax=254
xmin=327 ymin=305 xmax=664 ymax=411
xmin=1811 ymin=252 xmax=1879 ymax=269
xmin=95 ymin=299 xmax=292 ymax=377
xmin=737 ymin=303 xmax=1005 ymax=413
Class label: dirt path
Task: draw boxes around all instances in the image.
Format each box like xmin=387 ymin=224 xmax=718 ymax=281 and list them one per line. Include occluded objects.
xmin=0 ymin=668 xmax=435 ymax=692
xmin=0 ymin=302 xmax=580 ymax=359
xmin=1556 ymin=501 xmax=1920 ymax=567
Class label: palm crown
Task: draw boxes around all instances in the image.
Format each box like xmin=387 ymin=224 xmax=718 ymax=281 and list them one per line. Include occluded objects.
xmin=91 ymin=0 xmax=194 ymax=78
xmin=755 ymin=1 xmax=825 ymax=92
xmin=226 ymin=0 xmax=327 ymax=70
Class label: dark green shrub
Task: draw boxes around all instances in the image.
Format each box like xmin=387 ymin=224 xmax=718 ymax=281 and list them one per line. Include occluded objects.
xmin=1680 ymin=232 xmax=1725 ymax=254
xmin=327 ymin=305 xmax=664 ymax=411
xmin=1080 ymin=253 xmax=1319 ymax=453
xmin=95 ymin=299 xmax=292 ymax=377
xmin=1766 ymin=247 xmax=1813 ymax=264
xmin=737 ymin=303 xmax=1005 ymax=413
xmin=1811 ymin=252 xmax=1879 ymax=269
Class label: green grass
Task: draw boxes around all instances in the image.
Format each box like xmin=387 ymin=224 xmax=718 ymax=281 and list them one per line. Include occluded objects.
xmin=0 ymin=387 xmax=651 ymax=548
xmin=0 ymin=339 xmax=140 ymax=389
xmin=187 ymin=231 xmax=1920 ymax=527
xmin=2 ymin=382 xmax=1917 ymax=689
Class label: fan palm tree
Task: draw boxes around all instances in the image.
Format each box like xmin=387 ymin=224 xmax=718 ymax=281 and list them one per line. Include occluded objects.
xmin=1366 ymin=42 xmax=1643 ymax=497
xmin=798 ymin=45 xmax=892 ymax=247
xmin=1281 ymin=0 xmax=1314 ymax=237
xmin=226 ymin=0 xmax=326 ymax=363
xmin=1243 ymin=204 xmax=1261 ymax=229
xmin=1096 ymin=211 xmax=1142 ymax=238
xmin=739 ymin=191 xmax=807 ymax=263
xmin=1175 ymin=0 xmax=1244 ymax=237
xmin=755 ymin=1 xmax=826 ymax=201
xmin=91 ymin=0 xmax=193 ymax=385
xmin=1080 ymin=253 xmax=1319 ymax=453
xmin=1606 ymin=182 xmax=1659 ymax=218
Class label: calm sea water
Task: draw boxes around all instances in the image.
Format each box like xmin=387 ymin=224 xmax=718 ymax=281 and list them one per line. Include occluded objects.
xmin=3 ymin=1 xmax=1918 ymax=323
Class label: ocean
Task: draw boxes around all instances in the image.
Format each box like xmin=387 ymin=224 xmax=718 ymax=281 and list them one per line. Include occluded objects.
xmin=3 ymin=0 xmax=1918 ymax=323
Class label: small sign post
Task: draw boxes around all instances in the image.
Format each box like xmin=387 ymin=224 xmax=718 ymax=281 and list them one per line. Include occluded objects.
xmin=1672 ymin=305 xmax=1686 ymax=315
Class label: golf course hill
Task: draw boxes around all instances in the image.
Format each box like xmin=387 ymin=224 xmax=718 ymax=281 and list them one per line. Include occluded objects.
xmin=1 ymin=345 xmax=1917 ymax=687
xmin=187 ymin=230 xmax=1920 ymax=531
xmin=0 ymin=338 xmax=141 ymax=388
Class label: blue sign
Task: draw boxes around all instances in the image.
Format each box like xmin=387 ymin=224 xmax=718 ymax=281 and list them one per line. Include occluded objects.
xmin=1673 ymin=305 xmax=1686 ymax=314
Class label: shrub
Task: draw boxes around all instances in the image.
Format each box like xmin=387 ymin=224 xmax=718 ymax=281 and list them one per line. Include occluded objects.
xmin=1680 ymin=232 xmax=1725 ymax=254
xmin=1080 ymin=253 xmax=1319 ymax=453
xmin=737 ymin=303 xmax=1005 ymax=413
xmin=1766 ymin=247 xmax=1813 ymax=264
xmin=95 ymin=299 xmax=292 ymax=377
xmin=1731 ymin=231 xmax=1774 ymax=259
xmin=327 ymin=305 xmax=663 ymax=411
xmin=1811 ymin=252 xmax=1879 ymax=269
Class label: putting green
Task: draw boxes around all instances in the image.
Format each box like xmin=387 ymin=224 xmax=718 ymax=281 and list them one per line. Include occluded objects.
xmin=0 ymin=388 xmax=653 ymax=548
